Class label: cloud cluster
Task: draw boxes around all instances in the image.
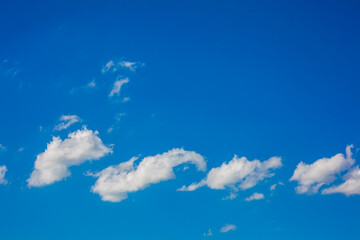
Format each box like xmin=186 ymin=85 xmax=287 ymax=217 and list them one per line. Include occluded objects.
xmin=245 ymin=192 xmax=264 ymax=201
xmin=54 ymin=115 xmax=81 ymax=131
xmin=220 ymin=224 xmax=237 ymax=233
xmin=27 ymin=127 xmax=112 ymax=187
xmin=0 ymin=165 xmax=7 ymax=185
xmin=109 ymin=77 xmax=129 ymax=97
xmin=178 ymin=155 xmax=282 ymax=192
xmin=290 ymin=145 xmax=354 ymax=194
xmin=90 ymin=148 xmax=206 ymax=202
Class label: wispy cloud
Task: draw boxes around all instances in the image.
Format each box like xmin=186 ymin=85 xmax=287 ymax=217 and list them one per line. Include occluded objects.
xmin=101 ymin=60 xmax=115 ymax=73
xmin=107 ymin=113 xmax=127 ymax=133
xmin=87 ymin=79 xmax=96 ymax=88
xmin=220 ymin=224 xmax=237 ymax=233
xmin=122 ymin=97 xmax=130 ymax=103
xmin=0 ymin=144 xmax=6 ymax=151
xmin=109 ymin=77 xmax=129 ymax=97
xmin=69 ymin=79 xmax=96 ymax=95
xmin=222 ymin=192 xmax=237 ymax=200
xmin=54 ymin=115 xmax=81 ymax=131
xmin=1 ymin=59 xmax=21 ymax=78
xmin=204 ymin=229 xmax=213 ymax=237
xmin=270 ymin=181 xmax=284 ymax=191
xmin=0 ymin=165 xmax=8 ymax=185
xmin=102 ymin=59 xmax=144 ymax=73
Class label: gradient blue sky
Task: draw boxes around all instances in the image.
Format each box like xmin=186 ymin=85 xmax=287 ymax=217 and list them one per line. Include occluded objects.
xmin=1 ymin=1 xmax=360 ymax=239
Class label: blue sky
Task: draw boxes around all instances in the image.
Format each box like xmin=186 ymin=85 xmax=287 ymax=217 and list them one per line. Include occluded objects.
xmin=1 ymin=1 xmax=360 ymax=239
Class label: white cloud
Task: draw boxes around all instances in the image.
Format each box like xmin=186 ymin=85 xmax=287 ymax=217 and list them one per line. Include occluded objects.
xmin=220 ymin=224 xmax=237 ymax=233
xmin=27 ymin=127 xmax=112 ymax=187
xmin=204 ymin=229 xmax=213 ymax=237
xmin=270 ymin=181 xmax=284 ymax=191
xmin=122 ymin=97 xmax=130 ymax=103
xmin=118 ymin=60 xmax=143 ymax=71
xmin=18 ymin=147 xmax=24 ymax=152
xmin=245 ymin=192 xmax=265 ymax=201
xmin=101 ymin=60 xmax=115 ymax=73
xmin=178 ymin=155 xmax=282 ymax=192
xmin=290 ymin=145 xmax=354 ymax=194
xmin=0 ymin=165 xmax=8 ymax=185
xmin=54 ymin=115 xmax=81 ymax=131
xmin=322 ymin=166 xmax=360 ymax=196
xmin=109 ymin=77 xmax=129 ymax=97
xmin=102 ymin=60 xmax=144 ymax=73
xmin=222 ymin=192 xmax=238 ymax=200
xmin=87 ymin=79 xmax=96 ymax=88
xmin=90 ymin=148 xmax=206 ymax=202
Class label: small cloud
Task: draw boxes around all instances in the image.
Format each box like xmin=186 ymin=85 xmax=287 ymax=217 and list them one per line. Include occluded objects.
xmin=270 ymin=181 xmax=284 ymax=191
xmin=220 ymin=224 xmax=237 ymax=233
xmin=87 ymin=79 xmax=96 ymax=88
xmin=123 ymin=97 xmax=130 ymax=103
xmin=118 ymin=60 xmax=144 ymax=71
xmin=101 ymin=60 xmax=115 ymax=73
xmin=222 ymin=192 xmax=238 ymax=200
xmin=69 ymin=79 xmax=96 ymax=95
xmin=204 ymin=229 xmax=213 ymax=237
xmin=54 ymin=115 xmax=81 ymax=131
xmin=0 ymin=144 xmax=6 ymax=151
xmin=18 ymin=147 xmax=24 ymax=152
xmin=109 ymin=77 xmax=129 ymax=97
xmin=1 ymin=59 xmax=21 ymax=78
xmin=102 ymin=59 xmax=144 ymax=73
xmin=107 ymin=113 xmax=127 ymax=134
xmin=0 ymin=165 xmax=8 ymax=185
xmin=245 ymin=192 xmax=265 ymax=201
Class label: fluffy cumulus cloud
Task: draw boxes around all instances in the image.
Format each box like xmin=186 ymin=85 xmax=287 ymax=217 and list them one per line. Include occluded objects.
xmin=290 ymin=145 xmax=354 ymax=194
xmin=0 ymin=165 xmax=7 ymax=185
xmin=178 ymin=155 xmax=282 ymax=192
xmin=109 ymin=77 xmax=129 ymax=97
xmin=322 ymin=166 xmax=360 ymax=196
xmin=90 ymin=148 xmax=206 ymax=202
xmin=245 ymin=192 xmax=265 ymax=201
xmin=27 ymin=127 xmax=112 ymax=187
xmin=220 ymin=224 xmax=237 ymax=233
xmin=54 ymin=115 xmax=81 ymax=131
